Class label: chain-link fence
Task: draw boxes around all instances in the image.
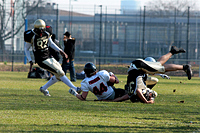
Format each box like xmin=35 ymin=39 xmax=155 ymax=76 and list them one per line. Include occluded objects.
xmin=1 ymin=1 xmax=200 ymax=72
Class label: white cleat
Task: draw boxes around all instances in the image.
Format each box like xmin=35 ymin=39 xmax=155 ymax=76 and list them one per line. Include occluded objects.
xmin=40 ymin=87 xmax=51 ymax=96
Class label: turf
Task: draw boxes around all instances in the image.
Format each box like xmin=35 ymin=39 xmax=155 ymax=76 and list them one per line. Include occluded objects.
xmin=0 ymin=71 xmax=199 ymax=132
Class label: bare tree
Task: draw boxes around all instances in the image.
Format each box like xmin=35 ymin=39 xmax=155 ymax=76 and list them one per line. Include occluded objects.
xmin=0 ymin=0 xmax=43 ymax=56
xmin=145 ymin=0 xmax=196 ymax=17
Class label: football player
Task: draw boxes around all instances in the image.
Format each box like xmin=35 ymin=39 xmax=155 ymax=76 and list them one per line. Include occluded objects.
xmin=69 ymin=62 xmax=129 ymax=102
xmin=126 ymin=46 xmax=192 ymax=104
xmin=24 ymin=19 xmax=80 ymax=96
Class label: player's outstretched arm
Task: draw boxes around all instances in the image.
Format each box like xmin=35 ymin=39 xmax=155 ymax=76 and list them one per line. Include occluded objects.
xmin=59 ymin=50 xmax=68 ymax=59
xmin=69 ymin=88 xmax=88 ymax=101
xmin=76 ymin=91 xmax=88 ymax=101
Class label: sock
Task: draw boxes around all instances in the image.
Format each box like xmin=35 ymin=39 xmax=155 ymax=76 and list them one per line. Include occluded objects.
xmin=60 ymin=75 xmax=77 ymax=90
xmin=42 ymin=75 xmax=58 ymax=90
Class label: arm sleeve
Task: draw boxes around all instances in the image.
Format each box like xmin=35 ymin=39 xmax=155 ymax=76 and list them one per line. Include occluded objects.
xmin=24 ymin=42 xmax=32 ymax=62
xmin=99 ymin=70 xmax=110 ymax=82
xmin=48 ymin=37 xmax=62 ymax=52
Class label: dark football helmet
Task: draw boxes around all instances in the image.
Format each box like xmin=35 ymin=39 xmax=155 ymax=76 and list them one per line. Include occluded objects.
xmin=33 ymin=19 xmax=46 ymax=35
xmin=84 ymin=62 xmax=96 ymax=77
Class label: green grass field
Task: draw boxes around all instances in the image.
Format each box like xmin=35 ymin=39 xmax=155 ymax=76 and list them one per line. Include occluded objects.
xmin=0 ymin=71 xmax=200 ymax=132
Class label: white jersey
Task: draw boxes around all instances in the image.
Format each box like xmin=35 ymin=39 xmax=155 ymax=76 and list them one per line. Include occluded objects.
xmin=81 ymin=70 xmax=114 ymax=100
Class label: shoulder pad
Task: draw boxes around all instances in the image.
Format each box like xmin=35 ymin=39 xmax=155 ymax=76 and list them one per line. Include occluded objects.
xmin=44 ymin=31 xmax=51 ymax=39
xmin=24 ymin=29 xmax=34 ymax=43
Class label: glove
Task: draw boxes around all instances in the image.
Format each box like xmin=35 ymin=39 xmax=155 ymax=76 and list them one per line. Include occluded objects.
xmin=160 ymin=74 xmax=170 ymax=79
xmin=69 ymin=88 xmax=78 ymax=96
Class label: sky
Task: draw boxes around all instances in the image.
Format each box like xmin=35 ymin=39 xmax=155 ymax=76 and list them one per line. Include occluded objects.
xmin=50 ymin=0 xmax=150 ymax=15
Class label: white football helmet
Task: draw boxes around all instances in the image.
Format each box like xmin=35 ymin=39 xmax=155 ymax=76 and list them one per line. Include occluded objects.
xmin=145 ymin=57 xmax=156 ymax=62
xmin=149 ymin=89 xmax=158 ymax=98
xmin=130 ymin=63 xmax=137 ymax=69
xmin=127 ymin=63 xmax=138 ymax=73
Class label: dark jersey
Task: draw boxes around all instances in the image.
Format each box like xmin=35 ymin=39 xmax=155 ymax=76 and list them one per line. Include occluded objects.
xmin=127 ymin=69 xmax=146 ymax=85
xmin=126 ymin=69 xmax=147 ymax=95
xmin=24 ymin=29 xmax=51 ymax=63
xmin=127 ymin=69 xmax=148 ymax=103
xmin=33 ymin=32 xmax=50 ymax=63
xmin=24 ymin=29 xmax=34 ymax=43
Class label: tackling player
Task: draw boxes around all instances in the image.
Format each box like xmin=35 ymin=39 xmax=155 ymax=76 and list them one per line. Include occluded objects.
xmin=24 ymin=19 xmax=80 ymax=96
xmin=69 ymin=62 xmax=129 ymax=102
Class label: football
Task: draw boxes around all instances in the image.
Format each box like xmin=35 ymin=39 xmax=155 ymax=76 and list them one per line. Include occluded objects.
xmin=107 ymin=81 xmax=114 ymax=86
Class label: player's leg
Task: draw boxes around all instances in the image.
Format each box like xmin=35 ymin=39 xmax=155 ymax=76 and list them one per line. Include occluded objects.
xmin=61 ymin=61 xmax=69 ymax=75
xmin=41 ymin=75 xmax=58 ymax=89
xmin=161 ymin=45 xmax=192 ymax=80
xmin=163 ymin=64 xmax=183 ymax=71
xmin=157 ymin=52 xmax=172 ymax=65
xmin=42 ymin=58 xmax=77 ymax=89
xmin=158 ymin=46 xmax=186 ymax=65
xmin=113 ymin=87 xmax=128 ymax=98
xmin=38 ymin=58 xmax=79 ymax=94
xmin=69 ymin=61 xmax=76 ymax=82
xmin=164 ymin=64 xmax=192 ymax=80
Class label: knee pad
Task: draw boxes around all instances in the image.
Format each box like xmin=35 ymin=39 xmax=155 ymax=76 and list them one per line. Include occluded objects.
xmin=56 ymin=69 xmax=65 ymax=78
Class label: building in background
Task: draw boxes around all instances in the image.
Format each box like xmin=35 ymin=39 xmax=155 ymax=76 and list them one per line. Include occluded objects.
xmin=121 ymin=0 xmax=141 ymax=14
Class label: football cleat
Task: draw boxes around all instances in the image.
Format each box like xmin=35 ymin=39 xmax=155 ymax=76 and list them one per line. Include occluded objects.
xmin=170 ymin=46 xmax=186 ymax=55
xmin=76 ymin=87 xmax=82 ymax=94
xmin=183 ymin=64 xmax=192 ymax=80
xmin=69 ymin=88 xmax=78 ymax=96
xmin=40 ymin=87 xmax=51 ymax=96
